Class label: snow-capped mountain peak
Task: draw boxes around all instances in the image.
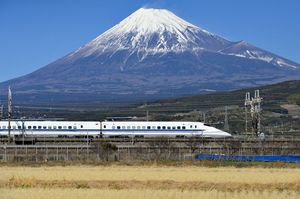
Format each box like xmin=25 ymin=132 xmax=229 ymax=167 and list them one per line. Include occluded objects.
xmin=70 ymin=8 xmax=230 ymax=59
xmin=107 ymin=8 xmax=199 ymax=35
xmin=1 ymin=7 xmax=300 ymax=105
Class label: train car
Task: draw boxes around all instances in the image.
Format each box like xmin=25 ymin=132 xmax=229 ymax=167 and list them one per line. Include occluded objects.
xmin=0 ymin=121 xmax=101 ymax=137
xmin=0 ymin=120 xmax=231 ymax=138
xmin=102 ymin=121 xmax=231 ymax=138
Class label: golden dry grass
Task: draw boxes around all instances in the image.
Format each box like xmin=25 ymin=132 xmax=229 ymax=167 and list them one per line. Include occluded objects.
xmin=1 ymin=188 xmax=300 ymax=199
xmin=1 ymin=166 xmax=300 ymax=184
xmin=1 ymin=166 xmax=300 ymax=199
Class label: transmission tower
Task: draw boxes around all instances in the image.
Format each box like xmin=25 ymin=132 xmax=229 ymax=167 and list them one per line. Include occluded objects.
xmin=244 ymin=90 xmax=263 ymax=137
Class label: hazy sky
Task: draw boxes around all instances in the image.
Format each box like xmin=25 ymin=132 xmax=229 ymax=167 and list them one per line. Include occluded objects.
xmin=1 ymin=0 xmax=299 ymax=82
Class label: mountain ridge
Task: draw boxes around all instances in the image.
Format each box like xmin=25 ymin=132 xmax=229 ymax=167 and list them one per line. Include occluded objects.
xmin=1 ymin=8 xmax=299 ymax=104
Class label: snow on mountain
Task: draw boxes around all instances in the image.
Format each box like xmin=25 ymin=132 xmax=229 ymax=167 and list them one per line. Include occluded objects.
xmin=66 ymin=8 xmax=299 ymax=71
xmin=0 ymin=8 xmax=299 ymax=104
xmin=69 ymin=8 xmax=231 ymax=61
xmin=220 ymin=40 xmax=299 ymax=69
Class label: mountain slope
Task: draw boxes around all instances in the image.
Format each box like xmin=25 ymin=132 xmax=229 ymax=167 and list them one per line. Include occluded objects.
xmin=1 ymin=8 xmax=300 ymax=104
xmin=220 ymin=40 xmax=299 ymax=68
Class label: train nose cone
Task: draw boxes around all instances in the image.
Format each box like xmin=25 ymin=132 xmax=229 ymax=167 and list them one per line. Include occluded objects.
xmin=219 ymin=130 xmax=232 ymax=137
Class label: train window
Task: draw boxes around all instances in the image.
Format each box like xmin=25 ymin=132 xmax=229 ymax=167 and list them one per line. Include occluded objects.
xmin=68 ymin=126 xmax=72 ymax=129
xmin=195 ymin=125 xmax=197 ymax=128
xmin=172 ymin=126 xmax=176 ymax=129
xmin=117 ymin=126 xmax=121 ymax=129
xmin=80 ymin=125 xmax=83 ymax=128
xmin=182 ymin=126 xmax=186 ymax=129
xmin=43 ymin=126 xmax=47 ymax=129
xmin=112 ymin=126 xmax=115 ymax=129
xmin=167 ymin=126 xmax=171 ymax=130
xmin=33 ymin=126 xmax=37 ymax=129
xmin=13 ymin=126 xmax=16 ymax=129
xmin=157 ymin=126 xmax=161 ymax=129
xmin=18 ymin=126 xmax=22 ymax=129
xmin=137 ymin=126 xmax=141 ymax=129
xmin=28 ymin=126 xmax=31 ymax=129
xmin=63 ymin=126 xmax=67 ymax=129
xmin=103 ymin=125 xmax=106 ymax=128
xmin=58 ymin=126 xmax=62 ymax=129
xmin=48 ymin=126 xmax=52 ymax=129
xmin=73 ymin=126 xmax=77 ymax=129
xmin=127 ymin=126 xmax=131 ymax=129
xmin=2 ymin=126 xmax=6 ymax=129
xmin=177 ymin=126 xmax=181 ymax=129
xmin=142 ymin=126 xmax=146 ymax=129
xmin=132 ymin=126 xmax=136 ymax=129
xmin=38 ymin=126 xmax=42 ymax=129
xmin=162 ymin=126 xmax=166 ymax=129
xmin=152 ymin=126 xmax=156 ymax=129
xmin=147 ymin=126 xmax=151 ymax=129
xmin=122 ymin=126 xmax=126 ymax=129
xmin=0 ymin=126 xmax=1 ymax=129
xmin=190 ymin=125 xmax=193 ymax=128
xmin=53 ymin=126 xmax=57 ymax=129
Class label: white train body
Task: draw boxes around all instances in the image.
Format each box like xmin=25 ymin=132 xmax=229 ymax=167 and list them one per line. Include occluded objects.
xmin=0 ymin=120 xmax=231 ymax=138
xmin=102 ymin=121 xmax=230 ymax=138
xmin=0 ymin=121 xmax=100 ymax=137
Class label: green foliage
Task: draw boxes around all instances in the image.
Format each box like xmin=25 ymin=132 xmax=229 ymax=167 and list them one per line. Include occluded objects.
xmin=287 ymin=94 xmax=300 ymax=105
xmin=13 ymin=80 xmax=300 ymax=135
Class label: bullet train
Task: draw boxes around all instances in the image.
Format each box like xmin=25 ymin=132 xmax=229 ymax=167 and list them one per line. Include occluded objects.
xmin=0 ymin=120 xmax=231 ymax=138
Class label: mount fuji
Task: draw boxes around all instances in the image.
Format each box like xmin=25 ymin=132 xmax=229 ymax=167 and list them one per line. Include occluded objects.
xmin=1 ymin=8 xmax=300 ymax=104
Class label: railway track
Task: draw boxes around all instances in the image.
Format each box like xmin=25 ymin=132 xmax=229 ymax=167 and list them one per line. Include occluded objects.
xmin=1 ymin=136 xmax=300 ymax=145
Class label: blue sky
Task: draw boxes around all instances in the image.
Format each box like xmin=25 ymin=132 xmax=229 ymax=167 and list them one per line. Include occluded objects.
xmin=0 ymin=0 xmax=299 ymax=82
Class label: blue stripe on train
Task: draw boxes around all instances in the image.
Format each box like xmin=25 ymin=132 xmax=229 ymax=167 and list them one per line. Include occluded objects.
xmin=102 ymin=129 xmax=204 ymax=132
xmin=0 ymin=129 xmax=204 ymax=132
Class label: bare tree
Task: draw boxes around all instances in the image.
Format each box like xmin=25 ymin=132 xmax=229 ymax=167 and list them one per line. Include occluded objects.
xmin=92 ymin=140 xmax=117 ymax=161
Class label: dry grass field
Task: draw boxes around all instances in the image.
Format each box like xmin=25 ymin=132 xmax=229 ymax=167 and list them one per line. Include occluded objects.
xmin=1 ymin=165 xmax=300 ymax=199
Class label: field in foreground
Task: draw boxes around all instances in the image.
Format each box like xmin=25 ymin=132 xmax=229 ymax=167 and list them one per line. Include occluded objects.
xmin=2 ymin=189 xmax=299 ymax=199
xmin=1 ymin=166 xmax=300 ymax=199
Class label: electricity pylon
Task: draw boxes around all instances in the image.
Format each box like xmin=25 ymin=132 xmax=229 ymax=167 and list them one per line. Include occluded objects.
xmin=245 ymin=90 xmax=263 ymax=137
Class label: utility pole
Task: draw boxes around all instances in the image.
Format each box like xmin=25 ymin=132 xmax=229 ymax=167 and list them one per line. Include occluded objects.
xmin=244 ymin=90 xmax=263 ymax=137
xmin=254 ymin=90 xmax=262 ymax=136
xmin=8 ymin=86 xmax=12 ymax=144
xmin=244 ymin=92 xmax=250 ymax=133
xmin=0 ymin=104 xmax=3 ymax=120
xmin=146 ymin=110 xmax=149 ymax=121
xmin=224 ymin=106 xmax=229 ymax=131
xmin=22 ymin=120 xmax=25 ymax=145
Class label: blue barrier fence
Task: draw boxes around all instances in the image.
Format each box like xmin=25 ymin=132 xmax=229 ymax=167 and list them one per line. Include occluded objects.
xmin=195 ymin=154 xmax=300 ymax=163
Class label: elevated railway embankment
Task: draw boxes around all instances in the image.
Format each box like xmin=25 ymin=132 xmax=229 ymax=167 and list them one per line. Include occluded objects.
xmin=0 ymin=137 xmax=300 ymax=162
